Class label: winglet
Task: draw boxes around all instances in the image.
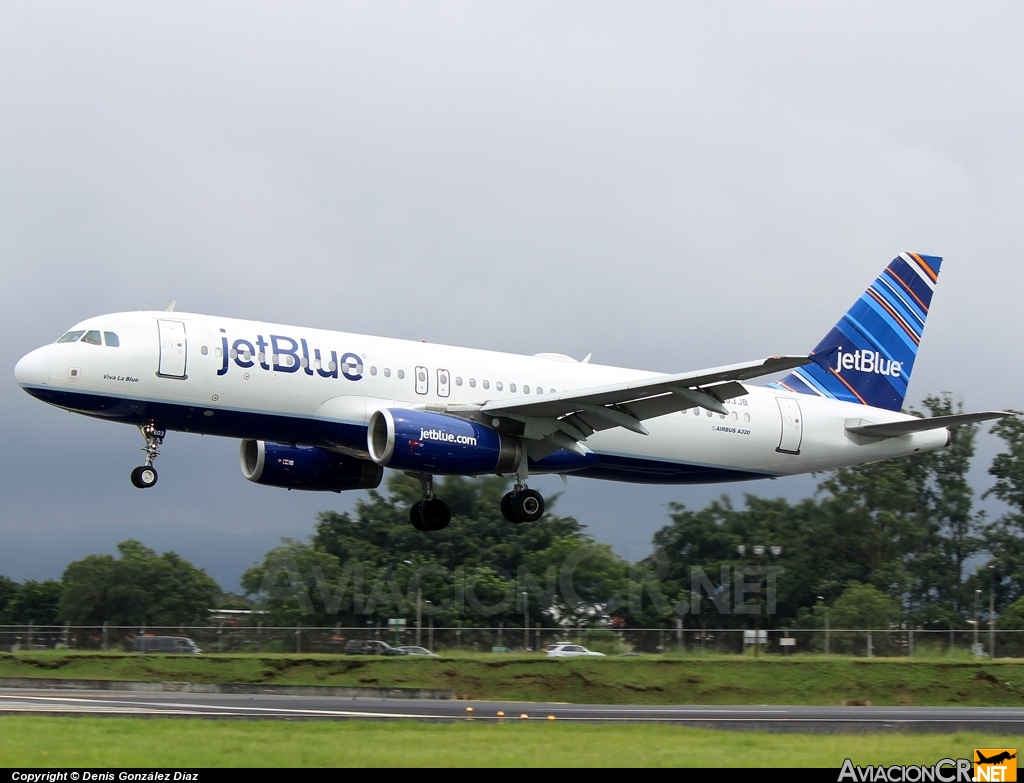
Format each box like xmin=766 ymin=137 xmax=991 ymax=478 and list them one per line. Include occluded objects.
xmin=165 ymin=301 xmax=177 ymax=312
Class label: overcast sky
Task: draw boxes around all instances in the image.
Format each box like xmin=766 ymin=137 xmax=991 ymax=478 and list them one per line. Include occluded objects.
xmin=1 ymin=2 xmax=1022 ymax=592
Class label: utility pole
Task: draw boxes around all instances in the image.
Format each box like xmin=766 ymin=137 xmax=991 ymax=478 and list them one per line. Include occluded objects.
xmin=989 ymin=564 xmax=997 ymax=659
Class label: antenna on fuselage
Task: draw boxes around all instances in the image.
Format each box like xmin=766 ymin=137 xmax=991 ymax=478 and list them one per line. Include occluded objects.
xmin=581 ymin=353 xmax=592 ymax=363
xmin=165 ymin=301 xmax=176 ymax=312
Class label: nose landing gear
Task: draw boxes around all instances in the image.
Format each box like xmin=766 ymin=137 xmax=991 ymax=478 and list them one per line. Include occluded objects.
xmin=130 ymin=424 xmax=165 ymax=489
xmin=408 ymin=474 xmax=451 ymax=531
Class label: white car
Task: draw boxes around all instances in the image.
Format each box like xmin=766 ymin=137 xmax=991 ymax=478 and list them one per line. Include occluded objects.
xmin=397 ymin=645 xmax=439 ymax=657
xmin=545 ymin=644 xmax=605 ymax=658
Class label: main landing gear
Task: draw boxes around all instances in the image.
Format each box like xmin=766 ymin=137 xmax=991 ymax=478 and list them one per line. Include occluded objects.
xmin=409 ymin=474 xmax=451 ymax=532
xmin=501 ymin=485 xmax=545 ymax=524
xmin=130 ymin=424 xmax=165 ymax=489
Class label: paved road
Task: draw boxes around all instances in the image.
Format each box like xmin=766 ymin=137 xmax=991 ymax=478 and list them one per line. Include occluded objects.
xmin=1 ymin=689 xmax=1023 ymax=732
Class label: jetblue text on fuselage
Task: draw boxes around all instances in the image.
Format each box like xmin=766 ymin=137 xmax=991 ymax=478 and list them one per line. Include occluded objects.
xmin=217 ymin=330 xmax=362 ymax=381
xmin=835 ymin=348 xmax=902 ymax=378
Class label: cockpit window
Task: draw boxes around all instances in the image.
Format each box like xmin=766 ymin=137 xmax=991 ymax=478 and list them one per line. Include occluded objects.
xmin=81 ymin=330 xmax=102 ymax=345
xmin=103 ymin=332 xmax=120 ymax=347
xmin=57 ymin=330 xmax=86 ymax=344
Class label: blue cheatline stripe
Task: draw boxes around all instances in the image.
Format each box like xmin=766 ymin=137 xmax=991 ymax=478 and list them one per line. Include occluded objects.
xmin=891 ymin=256 xmax=936 ymax=308
xmin=844 ymin=306 xmax=917 ymax=365
xmin=789 ymin=367 xmax=835 ymax=398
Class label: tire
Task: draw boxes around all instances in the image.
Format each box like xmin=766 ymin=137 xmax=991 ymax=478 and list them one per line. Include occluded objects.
xmin=422 ymin=498 xmax=451 ymax=531
xmin=512 ymin=489 xmax=544 ymax=522
xmin=131 ymin=466 xmax=158 ymax=489
xmin=409 ymin=501 xmax=429 ymax=531
xmin=501 ymin=492 xmax=522 ymax=524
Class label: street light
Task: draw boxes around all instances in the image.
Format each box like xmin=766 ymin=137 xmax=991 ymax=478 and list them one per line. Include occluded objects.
xmin=974 ymin=588 xmax=982 ymax=655
xmin=521 ymin=591 xmax=529 ymax=652
xmin=404 ymin=560 xmax=422 ymax=648
xmin=736 ymin=544 xmax=783 ymax=658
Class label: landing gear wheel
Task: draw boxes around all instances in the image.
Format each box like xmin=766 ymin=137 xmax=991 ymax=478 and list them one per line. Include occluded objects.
xmin=512 ymin=488 xmax=544 ymax=522
xmin=130 ymin=466 xmax=158 ymax=489
xmin=501 ymin=492 xmax=522 ymax=524
xmin=422 ymin=498 xmax=451 ymax=531
xmin=409 ymin=501 xmax=429 ymax=532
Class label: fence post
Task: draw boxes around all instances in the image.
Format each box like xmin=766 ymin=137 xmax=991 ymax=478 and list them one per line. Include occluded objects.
xmin=218 ymin=623 xmax=223 ymax=654
xmin=456 ymin=621 xmax=462 ymax=651
xmin=950 ymin=626 xmax=954 ymax=657
xmin=295 ymin=623 xmax=301 ymax=654
xmin=676 ymin=618 xmax=683 ymax=653
xmin=535 ymin=625 xmax=540 ymax=653
xmin=102 ymin=621 xmax=108 ymax=652
xmin=659 ymin=628 xmax=665 ymax=654
xmin=867 ymin=631 xmax=873 ymax=659
xmin=27 ymin=621 xmax=33 ymax=650
xmin=908 ymin=627 xmax=913 ymax=658
xmin=825 ymin=614 xmax=830 ymax=656
xmin=429 ymin=617 xmax=434 ymax=652
xmin=497 ymin=622 xmax=503 ymax=650
xmin=257 ymin=622 xmax=262 ymax=654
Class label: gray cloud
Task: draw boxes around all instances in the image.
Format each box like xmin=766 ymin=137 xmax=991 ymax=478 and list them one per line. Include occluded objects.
xmin=1 ymin=2 xmax=1020 ymax=589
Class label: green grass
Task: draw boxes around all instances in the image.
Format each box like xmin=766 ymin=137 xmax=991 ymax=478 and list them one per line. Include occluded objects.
xmin=0 ymin=716 xmax=1015 ymax=767
xmin=2 ymin=652 xmax=1024 ymax=706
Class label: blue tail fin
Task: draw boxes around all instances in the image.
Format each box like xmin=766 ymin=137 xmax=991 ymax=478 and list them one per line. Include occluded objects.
xmin=772 ymin=252 xmax=941 ymax=411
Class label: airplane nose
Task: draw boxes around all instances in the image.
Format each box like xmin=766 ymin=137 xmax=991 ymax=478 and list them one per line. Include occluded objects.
xmin=14 ymin=347 xmax=51 ymax=388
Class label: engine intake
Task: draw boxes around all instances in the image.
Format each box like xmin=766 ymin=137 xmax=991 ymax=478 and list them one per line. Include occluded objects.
xmin=368 ymin=409 xmax=521 ymax=475
xmin=240 ymin=440 xmax=383 ymax=492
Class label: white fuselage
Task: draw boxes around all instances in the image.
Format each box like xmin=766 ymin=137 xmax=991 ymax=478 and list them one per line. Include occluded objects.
xmin=14 ymin=311 xmax=949 ymax=485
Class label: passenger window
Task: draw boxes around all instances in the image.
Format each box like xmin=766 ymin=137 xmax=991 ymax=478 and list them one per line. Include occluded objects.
xmin=200 ymin=345 xmax=208 ymax=355
xmin=81 ymin=330 xmax=102 ymax=345
xmin=482 ymin=380 xmax=489 ymax=389
xmin=744 ymin=413 xmax=751 ymax=423
xmin=215 ymin=347 xmax=222 ymax=358
xmin=496 ymin=382 xmax=503 ymax=391
xmin=706 ymin=410 xmax=713 ymax=417
xmin=104 ymin=332 xmax=120 ymax=347
xmin=57 ymin=330 xmax=86 ymax=344
xmin=384 ymin=368 xmax=391 ymax=377
xmin=370 ymin=366 xmax=377 ymax=376
xmin=550 ymin=388 xmax=556 ymax=394
xmin=731 ymin=412 xmax=738 ymax=421
xmin=509 ymin=383 xmax=516 ymax=393
xmin=397 ymin=369 xmax=405 ymax=379
xmin=523 ymin=385 xmax=530 ymax=394
xmin=455 ymin=377 xmax=463 ymax=386
xmin=469 ymin=378 xmax=476 ymax=388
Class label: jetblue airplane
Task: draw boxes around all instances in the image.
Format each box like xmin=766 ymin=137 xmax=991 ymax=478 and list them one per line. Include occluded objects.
xmin=13 ymin=252 xmax=1005 ymax=531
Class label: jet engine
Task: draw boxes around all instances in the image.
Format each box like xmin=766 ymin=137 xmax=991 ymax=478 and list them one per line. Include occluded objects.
xmin=240 ymin=439 xmax=383 ymax=492
xmin=367 ymin=409 xmax=521 ymax=475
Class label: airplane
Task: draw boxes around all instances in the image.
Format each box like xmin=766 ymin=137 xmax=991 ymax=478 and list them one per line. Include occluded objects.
xmin=976 ymin=751 xmax=1017 ymax=765
xmin=13 ymin=252 xmax=1007 ymax=532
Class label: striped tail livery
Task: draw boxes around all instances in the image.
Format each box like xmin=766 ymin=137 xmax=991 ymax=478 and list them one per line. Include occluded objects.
xmin=773 ymin=252 xmax=941 ymax=411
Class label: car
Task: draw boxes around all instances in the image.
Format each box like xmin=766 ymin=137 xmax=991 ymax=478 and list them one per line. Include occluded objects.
xmin=397 ymin=646 xmax=439 ymax=657
xmin=343 ymin=639 xmax=407 ymax=656
xmin=132 ymin=635 xmax=201 ymax=654
xmin=545 ymin=644 xmax=605 ymax=658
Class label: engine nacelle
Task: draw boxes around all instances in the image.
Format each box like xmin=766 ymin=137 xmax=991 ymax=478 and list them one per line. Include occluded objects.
xmin=367 ymin=409 xmax=521 ymax=475
xmin=240 ymin=440 xmax=383 ymax=492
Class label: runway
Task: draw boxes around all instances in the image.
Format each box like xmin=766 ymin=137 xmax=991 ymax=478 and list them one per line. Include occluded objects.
xmin=2 ymin=688 xmax=1023 ymax=732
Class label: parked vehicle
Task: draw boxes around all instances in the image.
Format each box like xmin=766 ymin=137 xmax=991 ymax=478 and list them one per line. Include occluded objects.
xmin=343 ymin=639 xmax=407 ymax=656
xmin=545 ymin=644 xmax=605 ymax=658
xmin=132 ymin=635 xmax=201 ymax=654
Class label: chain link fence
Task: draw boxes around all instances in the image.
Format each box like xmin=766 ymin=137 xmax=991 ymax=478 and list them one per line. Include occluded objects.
xmin=1 ymin=624 xmax=1022 ymax=658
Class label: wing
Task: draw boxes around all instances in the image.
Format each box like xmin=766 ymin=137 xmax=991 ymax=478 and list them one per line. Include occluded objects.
xmin=438 ymin=355 xmax=811 ymax=458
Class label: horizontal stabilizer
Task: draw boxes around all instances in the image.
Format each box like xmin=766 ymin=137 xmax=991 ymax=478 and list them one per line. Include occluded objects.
xmin=845 ymin=411 xmax=1009 ymax=439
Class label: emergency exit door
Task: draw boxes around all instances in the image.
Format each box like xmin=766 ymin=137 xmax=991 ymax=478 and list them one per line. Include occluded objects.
xmin=157 ymin=320 xmax=188 ymax=378
xmin=776 ymin=397 xmax=803 ymax=455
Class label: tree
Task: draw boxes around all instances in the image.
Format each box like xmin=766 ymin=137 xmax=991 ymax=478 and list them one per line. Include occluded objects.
xmin=0 ymin=576 xmax=18 ymax=624
xmin=60 ymin=540 xmax=220 ymax=626
xmin=5 ymin=580 xmax=62 ymax=625
xmin=984 ymin=412 xmax=1024 ymax=610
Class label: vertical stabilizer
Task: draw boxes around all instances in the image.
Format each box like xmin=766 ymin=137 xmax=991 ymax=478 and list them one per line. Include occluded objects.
xmin=773 ymin=252 xmax=941 ymax=411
